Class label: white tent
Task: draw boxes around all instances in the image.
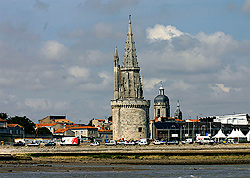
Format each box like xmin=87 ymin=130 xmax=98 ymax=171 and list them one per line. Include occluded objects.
xmin=227 ymin=129 xmax=247 ymax=143
xmin=246 ymin=130 xmax=250 ymax=141
xmin=213 ymin=129 xmax=226 ymax=139
xmin=236 ymin=129 xmax=246 ymax=138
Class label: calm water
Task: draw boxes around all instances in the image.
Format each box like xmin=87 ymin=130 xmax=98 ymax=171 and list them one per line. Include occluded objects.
xmin=1 ymin=164 xmax=250 ymax=178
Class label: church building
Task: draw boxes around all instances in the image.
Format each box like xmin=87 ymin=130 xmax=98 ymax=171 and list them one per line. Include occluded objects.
xmin=110 ymin=16 xmax=150 ymax=141
xmin=154 ymin=83 xmax=170 ymax=120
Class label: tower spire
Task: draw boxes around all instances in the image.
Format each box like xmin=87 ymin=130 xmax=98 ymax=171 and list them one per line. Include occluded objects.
xmin=128 ymin=15 xmax=132 ymax=35
xmin=123 ymin=15 xmax=138 ymax=68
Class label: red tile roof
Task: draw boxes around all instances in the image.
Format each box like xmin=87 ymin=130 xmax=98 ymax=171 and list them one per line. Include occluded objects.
xmin=98 ymin=129 xmax=113 ymax=132
xmin=36 ymin=123 xmax=58 ymax=127
xmin=70 ymin=126 xmax=97 ymax=130
xmin=65 ymin=124 xmax=79 ymax=128
xmin=0 ymin=118 xmax=7 ymax=122
xmin=96 ymin=119 xmax=105 ymax=122
xmin=7 ymin=124 xmax=23 ymax=128
xmin=54 ymin=128 xmax=69 ymax=133
xmin=186 ymin=119 xmax=200 ymax=122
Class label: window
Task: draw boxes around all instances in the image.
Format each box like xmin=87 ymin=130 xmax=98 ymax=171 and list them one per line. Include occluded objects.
xmin=157 ymin=109 xmax=161 ymax=117
xmin=138 ymin=127 xmax=142 ymax=132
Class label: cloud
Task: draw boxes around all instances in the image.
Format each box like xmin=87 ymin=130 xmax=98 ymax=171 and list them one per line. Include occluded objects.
xmin=33 ymin=0 xmax=49 ymax=10
xmin=25 ymin=98 xmax=68 ymax=111
xmin=217 ymin=66 xmax=250 ymax=87
xmin=98 ymin=71 xmax=112 ymax=85
xmin=146 ymin=24 xmax=184 ymax=42
xmin=242 ymin=0 xmax=250 ymax=14
xmin=170 ymin=81 xmax=193 ymax=91
xmin=40 ymin=41 xmax=68 ymax=61
xmin=142 ymin=25 xmax=240 ymax=73
xmin=74 ymin=50 xmax=110 ymax=67
xmin=144 ymin=78 xmax=164 ymax=91
xmin=68 ymin=66 xmax=90 ymax=80
xmin=216 ymin=84 xmax=231 ymax=93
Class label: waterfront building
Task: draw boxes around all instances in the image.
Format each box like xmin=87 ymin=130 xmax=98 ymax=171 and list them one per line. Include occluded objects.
xmin=213 ymin=113 xmax=249 ymax=125
xmin=39 ymin=115 xmax=74 ymax=125
xmin=69 ymin=126 xmax=98 ymax=139
xmin=35 ymin=123 xmax=64 ymax=134
xmin=111 ymin=16 xmax=150 ymax=141
xmin=154 ymin=83 xmax=170 ymax=119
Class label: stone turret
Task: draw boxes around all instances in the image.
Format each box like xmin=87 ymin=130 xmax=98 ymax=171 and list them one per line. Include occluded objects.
xmin=114 ymin=47 xmax=120 ymax=100
xmin=111 ymin=16 xmax=150 ymax=141
xmin=174 ymin=100 xmax=182 ymax=120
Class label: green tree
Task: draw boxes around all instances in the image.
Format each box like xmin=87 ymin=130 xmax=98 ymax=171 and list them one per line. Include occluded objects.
xmin=88 ymin=119 xmax=93 ymax=126
xmin=6 ymin=116 xmax=35 ymax=134
xmin=0 ymin=113 xmax=8 ymax=120
xmin=107 ymin=116 xmax=112 ymax=122
xmin=37 ymin=127 xmax=52 ymax=135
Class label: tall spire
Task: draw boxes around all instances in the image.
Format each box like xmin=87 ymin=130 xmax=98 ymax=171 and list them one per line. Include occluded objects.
xmin=123 ymin=15 xmax=138 ymax=68
xmin=128 ymin=15 xmax=132 ymax=35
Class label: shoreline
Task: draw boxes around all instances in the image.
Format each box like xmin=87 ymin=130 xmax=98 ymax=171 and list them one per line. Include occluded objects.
xmin=2 ymin=143 xmax=250 ymax=166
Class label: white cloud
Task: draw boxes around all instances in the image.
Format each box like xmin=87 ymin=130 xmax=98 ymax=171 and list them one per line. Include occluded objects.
xmin=40 ymin=40 xmax=68 ymax=61
xmin=216 ymin=84 xmax=231 ymax=93
xmin=217 ymin=66 xmax=250 ymax=87
xmin=143 ymin=25 xmax=240 ymax=73
xmin=146 ymin=24 xmax=184 ymax=42
xmin=98 ymin=71 xmax=112 ymax=85
xmin=68 ymin=66 xmax=90 ymax=79
xmin=144 ymin=78 xmax=164 ymax=91
xmin=242 ymin=0 xmax=250 ymax=14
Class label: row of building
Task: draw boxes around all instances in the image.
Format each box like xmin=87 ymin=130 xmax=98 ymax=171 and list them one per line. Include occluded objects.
xmin=1 ymin=111 xmax=249 ymax=144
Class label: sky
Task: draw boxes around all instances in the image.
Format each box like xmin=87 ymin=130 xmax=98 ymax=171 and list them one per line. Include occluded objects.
xmin=0 ymin=0 xmax=250 ymax=124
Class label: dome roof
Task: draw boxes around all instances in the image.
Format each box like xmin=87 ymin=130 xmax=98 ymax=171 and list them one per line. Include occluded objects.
xmin=154 ymin=94 xmax=169 ymax=104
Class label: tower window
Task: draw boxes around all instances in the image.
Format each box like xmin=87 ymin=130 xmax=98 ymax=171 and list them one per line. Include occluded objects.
xmin=138 ymin=127 xmax=142 ymax=132
xmin=157 ymin=109 xmax=160 ymax=117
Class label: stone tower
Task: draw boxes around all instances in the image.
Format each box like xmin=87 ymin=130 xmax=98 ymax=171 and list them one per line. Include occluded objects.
xmin=111 ymin=16 xmax=150 ymax=141
xmin=154 ymin=82 xmax=170 ymax=119
xmin=174 ymin=100 xmax=182 ymax=120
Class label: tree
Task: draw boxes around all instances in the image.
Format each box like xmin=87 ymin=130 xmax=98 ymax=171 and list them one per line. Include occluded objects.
xmin=0 ymin=113 xmax=8 ymax=120
xmin=107 ymin=116 xmax=112 ymax=122
xmin=37 ymin=127 xmax=52 ymax=135
xmin=6 ymin=116 xmax=35 ymax=134
xmin=88 ymin=119 xmax=93 ymax=126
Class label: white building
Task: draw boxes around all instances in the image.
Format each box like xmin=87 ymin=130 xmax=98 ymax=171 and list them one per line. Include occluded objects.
xmin=213 ymin=114 xmax=249 ymax=125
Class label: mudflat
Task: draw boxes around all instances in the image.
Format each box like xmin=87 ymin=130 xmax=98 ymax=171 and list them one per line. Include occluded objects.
xmin=1 ymin=143 xmax=250 ymax=166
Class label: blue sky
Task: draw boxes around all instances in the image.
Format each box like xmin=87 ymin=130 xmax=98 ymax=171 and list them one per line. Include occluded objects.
xmin=0 ymin=0 xmax=250 ymax=123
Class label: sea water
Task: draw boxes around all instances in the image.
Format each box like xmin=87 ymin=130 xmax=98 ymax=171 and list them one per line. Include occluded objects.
xmin=1 ymin=164 xmax=250 ymax=178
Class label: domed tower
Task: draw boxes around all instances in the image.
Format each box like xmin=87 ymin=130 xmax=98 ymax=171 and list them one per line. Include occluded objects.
xmin=154 ymin=82 xmax=170 ymax=119
xmin=174 ymin=100 xmax=182 ymax=120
